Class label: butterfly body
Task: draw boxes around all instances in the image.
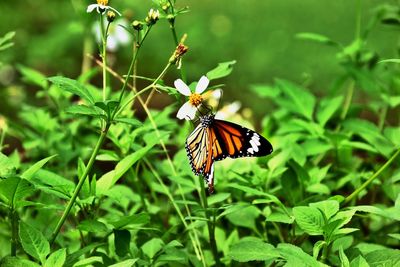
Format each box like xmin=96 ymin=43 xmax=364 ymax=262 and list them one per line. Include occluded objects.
xmin=185 ymin=114 xmax=273 ymax=193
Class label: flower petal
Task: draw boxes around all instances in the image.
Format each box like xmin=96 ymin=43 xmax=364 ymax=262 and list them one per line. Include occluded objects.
xmin=195 ymin=75 xmax=209 ymax=94
xmin=87 ymin=4 xmax=98 ymax=13
xmin=177 ymin=102 xmax=197 ymax=120
xmin=174 ymin=79 xmax=191 ymax=96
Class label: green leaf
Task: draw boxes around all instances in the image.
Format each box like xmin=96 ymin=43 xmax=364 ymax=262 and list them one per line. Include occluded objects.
xmin=250 ymin=84 xmax=280 ymax=98
xmin=78 ymin=220 xmax=108 ymax=233
xmin=142 ymin=238 xmax=164 ymax=259
xmin=343 ymin=118 xmax=394 ymax=157
xmin=206 ymin=60 xmax=236 ymax=80
xmin=207 ymin=193 xmax=231 ymax=206
xmin=313 ymin=240 xmax=326 ymax=259
xmin=379 ymin=58 xmax=400 ymax=64
xmin=72 ymin=256 xmax=103 ymax=267
xmin=332 ymin=236 xmax=353 ymax=252
xmin=108 ymin=259 xmax=138 ymax=267
xmin=226 ymin=205 xmax=260 ymax=230
xmin=277 ymin=243 xmax=329 ymax=266
xmin=296 ymin=32 xmax=339 ymax=47
xmin=350 ymin=255 xmax=369 ymax=267
xmin=30 ymin=169 xmax=75 ymax=199
xmin=275 ymin=79 xmax=316 ymax=120
xmin=339 ymin=247 xmax=350 ymax=267
xmin=310 ymin=200 xmax=339 ymax=220
xmin=65 ymin=105 xmax=103 ymax=118
xmin=317 ymin=95 xmax=343 ymax=126
xmin=44 ymin=249 xmax=67 ymax=267
xmin=48 ymin=76 xmax=95 ymax=104
xmin=21 ymin=155 xmax=57 ymax=180
xmin=0 ymin=176 xmax=35 ymax=208
xmin=293 ymin=206 xmax=324 ymax=235
xmin=114 ymin=229 xmax=131 ymax=257
xmin=0 ymin=31 xmax=15 ymax=51
xmin=114 ymin=117 xmax=142 ymax=127
xmin=0 ymin=256 xmax=40 ymax=267
xmin=388 ymin=233 xmax=400 ymax=241
xmin=96 ymin=143 xmax=155 ymax=195
xmin=364 ymin=249 xmax=400 ymax=266
xmin=19 ymin=221 xmax=50 ymax=264
xmin=228 ymin=240 xmax=279 ymax=262
xmin=17 ymin=65 xmax=48 ymax=88
xmin=0 ymin=152 xmax=16 ymax=177
xmin=109 ymin=213 xmax=150 ymax=229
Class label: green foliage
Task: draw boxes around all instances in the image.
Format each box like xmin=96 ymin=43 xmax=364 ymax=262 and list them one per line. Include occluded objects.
xmin=1 ymin=0 xmax=400 ymax=266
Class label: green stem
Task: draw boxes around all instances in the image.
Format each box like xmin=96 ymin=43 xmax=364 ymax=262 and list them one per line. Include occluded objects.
xmin=100 ymin=15 xmax=109 ymax=102
xmin=112 ymin=27 xmax=152 ymax=120
xmin=49 ymin=123 xmax=110 ymax=245
xmin=343 ymin=148 xmax=400 ymax=205
xmin=10 ymin=209 xmax=18 ymax=256
xmin=199 ymin=176 xmax=221 ymax=267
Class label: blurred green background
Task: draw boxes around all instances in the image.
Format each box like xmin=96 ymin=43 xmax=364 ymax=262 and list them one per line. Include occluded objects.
xmin=0 ymin=0 xmax=398 ymax=117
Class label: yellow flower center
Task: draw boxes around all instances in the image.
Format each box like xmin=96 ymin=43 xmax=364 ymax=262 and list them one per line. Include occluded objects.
xmin=189 ymin=93 xmax=203 ymax=107
xmin=97 ymin=0 xmax=108 ymax=6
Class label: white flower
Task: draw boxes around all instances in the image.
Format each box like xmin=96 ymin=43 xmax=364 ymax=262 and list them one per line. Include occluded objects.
xmin=92 ymin=18 xmax=131 ymax=52
xmin=175 ymin=76 xmax=210 ymax=120
xmin=87 ymin=0 xmax=121 ymax=16
xmin=215 ymin=101 xmax=241 ymax=120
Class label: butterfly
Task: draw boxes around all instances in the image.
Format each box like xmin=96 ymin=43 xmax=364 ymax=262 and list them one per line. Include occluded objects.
xmin=185 ymin=114 xmax=273 ymax=193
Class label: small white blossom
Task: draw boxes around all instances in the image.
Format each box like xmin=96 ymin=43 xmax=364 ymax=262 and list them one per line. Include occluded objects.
xmin=175 ymin=76 xmax=210 ymax=120
xmin=87 ymin=0 xmax=121 ymax=16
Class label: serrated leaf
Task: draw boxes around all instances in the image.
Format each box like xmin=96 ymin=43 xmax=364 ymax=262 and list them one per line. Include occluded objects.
xmin=364 ymin=249 xmax=400 ymax=266
xmin=228 ymin=240 xmax=279 ymax=262
xmin=21 ymin=155 xmax=57 ymax=180
xmin=277 ymin=243 xmax=329 ymax=266
xmin=65 ymin=105 xmax=103 ymax=118
xmin=19 ymin=222 xmax=50 ymax=264
xmin=0 ymin=176 xmax=35 ymax=208
xmin=114 ymin=117 xmax=142 ymax=127
xmin=293 ymin=206 xmax=324 ymax=235
xmin=310 ymin=200 xmax=339 ymax=220
xmin=0 ymin=256 xmax=40 ymax=267
xmin=48 ymin=76 xmax=95 ymax=104
xmin=206 ymin=60 xmax=236 ymax=80
xmin=44 ymin=249 xmax=66 ymax=267
xmin=142 ymin=238 xmax=164 ymax=259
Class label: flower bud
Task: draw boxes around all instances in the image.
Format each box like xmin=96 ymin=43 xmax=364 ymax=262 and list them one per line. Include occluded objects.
xmin=169 ymin=43 xmax=189 ymax=68
xmin=107 ymin=11 xmax=116 ymax=22
xmin=132 ymin=20 xmax=143 ymax=31
xmin=145 ymin=9 xmax=160 ymax=25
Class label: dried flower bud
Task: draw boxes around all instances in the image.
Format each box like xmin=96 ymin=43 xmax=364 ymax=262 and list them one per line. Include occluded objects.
xmin=107 ymin=11 xmax=116 ymax=22
xmin=169 ymin=43 xmax=189 ymax=68
xmin=132 ymin=20 xmax=143 ymax=31
xmin=145 ymin=9 xmax=160 ymax=25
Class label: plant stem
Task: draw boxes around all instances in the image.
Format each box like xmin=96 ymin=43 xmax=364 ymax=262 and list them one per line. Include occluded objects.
xmin=49 ymin=123 xmax=110 ymax=245
xmin=10 ymin=209 xmax=18 ymax=256
xmin=100 ymin=14 xmax=108 ymax=102
xmin=378 ymin=105 xmax=388 ymax=131
xmin=343 ymin=148 xmax=400 ymax=205
xmin=199 ymin=177 xmax=221 ymax=267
